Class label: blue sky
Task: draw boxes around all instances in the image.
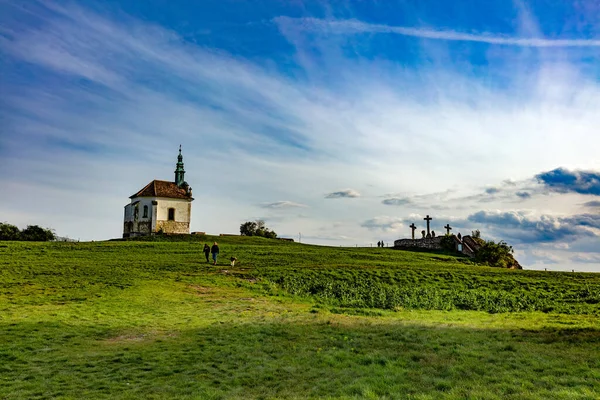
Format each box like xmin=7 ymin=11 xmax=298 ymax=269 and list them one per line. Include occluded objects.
xmin=1 ymin=0 xmax=599 ymax=271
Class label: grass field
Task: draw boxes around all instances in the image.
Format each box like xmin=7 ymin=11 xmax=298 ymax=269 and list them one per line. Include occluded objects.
xmin=1 ymin=236 xmax=599 ymax=399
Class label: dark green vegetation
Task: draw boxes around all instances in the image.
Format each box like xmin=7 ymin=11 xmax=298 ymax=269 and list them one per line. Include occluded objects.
xmin=240 ymin=220 xmax=278 ymax=238
xmin=0 ymin=222 xmax=55 ymax=241
xmin=473 ymin=239 xmax=521 ymax=269
xmin=1 ymin=236 xmax=599 ymax=399
xmin=439 ymin=233 xmax=521 ymax=269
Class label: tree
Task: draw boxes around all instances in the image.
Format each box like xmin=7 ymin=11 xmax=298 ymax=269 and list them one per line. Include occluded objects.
xmin=20 ymin=225 xmax=56 ymax=242
xmin=474 ymin=240 xmax=521 ymax=269
xmin=240 ymin=221 xmax=258 ymax=236
xmin=240 ymin=220 xmax=277 ymax=239
xmin=0 ymin=223 xmax=20 ymax=241
xmin=470 ymin=229 xmax=485 ymax=246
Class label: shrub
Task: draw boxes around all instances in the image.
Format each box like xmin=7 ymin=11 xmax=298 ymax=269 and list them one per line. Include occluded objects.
xmin=20 ymin=225 xmax=56 ymax=242
xmin=240 ymin=220 xmax=277 ymax=239
xmin=0 ymin=223 xmax=20 ymax=241
xmin=439 ymin=234 xmax=456 ymax=252
xmin=240 ymin=221 xmax=258 ymax=236
xmin=0 ymin=223 xmax=56 ymax=242
xmin=474 ymin=240 xmax=520 ymax=269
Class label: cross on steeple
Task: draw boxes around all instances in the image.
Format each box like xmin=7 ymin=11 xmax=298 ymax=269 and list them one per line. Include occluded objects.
xmin=424 ymin=215 xmax=432 ymax=236
xmin=409 ymin=223 xmax=417 ymax=239
xmin=444 ymin=224 xmax=452 ymax=235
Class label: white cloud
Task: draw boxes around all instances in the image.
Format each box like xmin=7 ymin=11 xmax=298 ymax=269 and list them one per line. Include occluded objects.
xmin=260 ymin=201 xmax=308 ymax=209
xmin=275 ymin=17 xmax=600 ymax=47
xmin=361 ymin=217 xmax=404 ymax=232
xmin=382 ymin=197 xmax=411 ymax=206
xmin=325 ymin=189 xmax=361 ymax=199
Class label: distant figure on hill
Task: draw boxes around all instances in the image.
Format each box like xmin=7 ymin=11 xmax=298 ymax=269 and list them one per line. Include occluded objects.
xmin=381 ymin=241 xmax=385 ymax=247
xmin=211 ymin=242 xmax=220 ymax=265
xmin=377 ymin=241 xmax=381 ymax=248
xmin=203 ymin=244 xmax=210 ymax=263
xmin=431 ymin=231 xmax=435 ymax=238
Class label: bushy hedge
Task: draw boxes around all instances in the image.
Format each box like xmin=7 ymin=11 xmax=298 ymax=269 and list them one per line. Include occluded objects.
xmin=0 ymin=223 xmax=55 ymax=241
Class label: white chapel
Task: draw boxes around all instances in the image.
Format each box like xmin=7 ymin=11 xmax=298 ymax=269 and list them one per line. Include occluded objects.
xmin=123 ymin=147 xmax=193 ymax=237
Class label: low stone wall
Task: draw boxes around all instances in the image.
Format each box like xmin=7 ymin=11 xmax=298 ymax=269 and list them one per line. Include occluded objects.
xmin=156 ymin=220 xmax=190 ymax=234
xmin=394 ymin=237 xmax=443 ymax=250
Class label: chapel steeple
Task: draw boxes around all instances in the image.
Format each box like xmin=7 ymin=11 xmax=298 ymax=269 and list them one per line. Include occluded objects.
xmin=174 ymin=145 xmax=185 ymax=187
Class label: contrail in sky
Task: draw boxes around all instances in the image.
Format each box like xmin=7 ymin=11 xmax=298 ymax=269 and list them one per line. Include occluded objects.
xmin=275 ymin=17 xmax=600 ymax=47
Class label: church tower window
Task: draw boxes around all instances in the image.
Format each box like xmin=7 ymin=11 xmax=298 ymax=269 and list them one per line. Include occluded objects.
xmin=168 ymin=208 xmax=175 ymax=221
xmin=143 ymin=205 xmax=148 ymax=218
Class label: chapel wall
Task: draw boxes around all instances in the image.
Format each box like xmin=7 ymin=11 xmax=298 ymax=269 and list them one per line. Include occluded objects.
xmin=155 ymin=198 xmax=191 ymax=223
xmin=124 ymin=204 xmax=133 ymax=223
xmin=155 ymin=220 xmax=190 ymax=234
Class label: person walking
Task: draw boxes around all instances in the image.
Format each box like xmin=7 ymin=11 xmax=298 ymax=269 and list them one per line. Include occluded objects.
xmin=203 ymin=243 xmax=210 ymax=263
xmin=210 ymin=242 xmax=220 ymax=265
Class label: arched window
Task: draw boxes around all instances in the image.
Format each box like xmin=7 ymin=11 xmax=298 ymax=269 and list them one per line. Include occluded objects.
xmin=168 ymin=208 xmax=175 ymax=221
xmin=143 ymin=205 xmax=148 ymax=218
xmin=134 ymin=206 xmax=139 ymax=220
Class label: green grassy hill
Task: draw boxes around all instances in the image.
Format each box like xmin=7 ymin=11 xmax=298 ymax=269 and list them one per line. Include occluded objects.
xmin=1 ymin=236 xmax=599 ymax=399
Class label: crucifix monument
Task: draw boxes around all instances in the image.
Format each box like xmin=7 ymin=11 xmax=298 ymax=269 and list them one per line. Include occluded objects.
xmin=424 ymin=215 xmax=432 ymax=236
xmin=444 ymin=224 xmax=452 ymax=235
xmin=409 ymin=223 xmax=417 ymax=240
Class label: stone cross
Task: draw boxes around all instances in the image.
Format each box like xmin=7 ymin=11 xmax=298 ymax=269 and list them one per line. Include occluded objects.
xmin=444 ymin=224 xmax=452 ymax=235
xmin=409 ymin=223 xmax=417 ymax=239
xmin=424 ymin=215 xmax=432 ymax=236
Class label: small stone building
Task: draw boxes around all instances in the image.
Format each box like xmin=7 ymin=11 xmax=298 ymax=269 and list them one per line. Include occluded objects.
xmin=123 ymin=148 xmax=193 ymax=237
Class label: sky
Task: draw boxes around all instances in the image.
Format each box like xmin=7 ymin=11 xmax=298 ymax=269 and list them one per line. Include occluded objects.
xmin=1 ymin=0 xmax=599 ymax=272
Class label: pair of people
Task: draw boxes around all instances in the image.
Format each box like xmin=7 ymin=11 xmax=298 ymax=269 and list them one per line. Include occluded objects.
xmin=203 ymin=242 xmax=219 ymax=265
xmin=377 ymin=241 xmax=385 ymax=248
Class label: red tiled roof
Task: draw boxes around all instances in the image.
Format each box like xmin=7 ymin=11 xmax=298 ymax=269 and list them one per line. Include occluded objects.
xmin=130 ymin=180 xmax=192 ymax=200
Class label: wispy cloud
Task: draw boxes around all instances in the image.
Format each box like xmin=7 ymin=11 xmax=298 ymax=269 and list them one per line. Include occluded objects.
xmin=582 ymin=200 xmax=600 ymax=208
xmin=382 ymin=197 xmax=411 ymax=206
xmin=325 ymin=189 xmax=361 ymax=199
xmin=361 ymin=216 xmax=404 ymax=232
xmin=274 ymin=17 xmax=600 ymax=48
xmin=260 ymin=201 xmax=308 ymax=209
xmin=571 ymin=254 xmax=600 ymax=264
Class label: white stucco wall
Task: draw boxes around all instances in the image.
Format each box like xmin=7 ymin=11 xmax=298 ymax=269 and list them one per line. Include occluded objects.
xmin=124 ymin=198 xmax=155 ymax=223
xmin=154 ymin=198 xmax=191 ymax=223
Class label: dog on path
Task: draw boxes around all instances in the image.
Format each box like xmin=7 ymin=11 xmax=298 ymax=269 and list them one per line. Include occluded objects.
xmin=230 ymin=257 xmax=238 ymax=267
